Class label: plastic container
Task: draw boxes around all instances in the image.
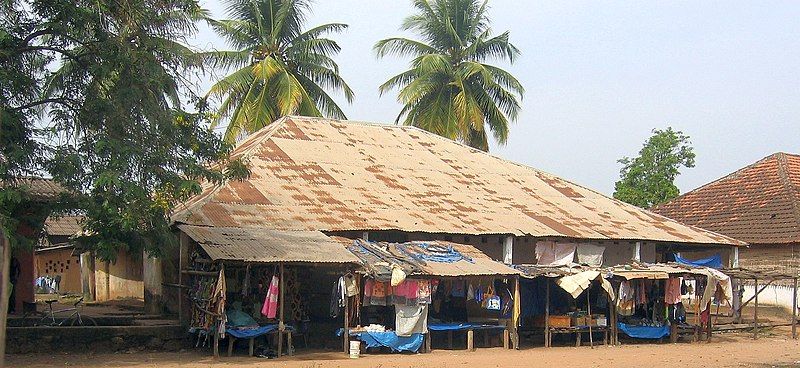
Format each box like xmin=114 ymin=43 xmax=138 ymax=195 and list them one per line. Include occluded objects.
xmin=349 ymin=340 xmax=361 ymax=359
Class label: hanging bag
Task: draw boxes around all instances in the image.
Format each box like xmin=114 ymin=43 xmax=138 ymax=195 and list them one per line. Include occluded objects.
xmin=483 ymin=285 xmax=501 ymax=311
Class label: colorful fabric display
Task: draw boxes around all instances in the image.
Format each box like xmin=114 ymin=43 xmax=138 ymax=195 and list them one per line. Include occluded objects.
xmin=261 ymin=275 xmax=279 ymax=319
xmin=664 ymin=277 xmax=682 ymax=304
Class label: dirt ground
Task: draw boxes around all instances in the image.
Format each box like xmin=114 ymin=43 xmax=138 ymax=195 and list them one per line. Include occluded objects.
xmin=8 ymin=329 xmax=800 ymax=368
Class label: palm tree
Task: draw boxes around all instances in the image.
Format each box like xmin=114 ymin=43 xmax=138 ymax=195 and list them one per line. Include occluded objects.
xmin=204 ymin=0 xmax=354 ymax=142
xmin=375 ymin=0 xmax=524 ymax=151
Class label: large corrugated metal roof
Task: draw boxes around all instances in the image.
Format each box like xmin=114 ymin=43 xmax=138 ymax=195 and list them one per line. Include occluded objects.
xmin=338 ymin=238 xmax=520 ymax=279
xmin=172 ymin=116 xmax=743 ymax=246
xmin=178 ymin=225 xmax=361 ymax=264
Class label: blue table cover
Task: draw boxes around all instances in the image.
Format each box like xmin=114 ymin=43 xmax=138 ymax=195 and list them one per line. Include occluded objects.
xmin=617 ymin=323 xmax=670 ymax=339
xmin=226 ymin=324 xmax=294 ymax=339
xmin=336 ymin=329 xmax=424 ymax=352
xmin=428 ymin=322 xmax=506 ymax=331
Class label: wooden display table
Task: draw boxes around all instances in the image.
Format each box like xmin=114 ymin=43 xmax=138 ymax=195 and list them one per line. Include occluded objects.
xmin=547 ymin=325 xmax=610 ymax=347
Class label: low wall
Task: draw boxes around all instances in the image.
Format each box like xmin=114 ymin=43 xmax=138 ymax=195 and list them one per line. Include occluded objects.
xmin=6 ymin=325 xmax=186 ymax=354
xmin=743 ymin=284 xmax=798 ymax=310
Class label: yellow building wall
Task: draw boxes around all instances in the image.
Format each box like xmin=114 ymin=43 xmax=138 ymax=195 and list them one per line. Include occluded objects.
xmin=34 ymin=248 xmax=82 ymax=294
xmin=95 ymin=249 xmax=144 ymax=301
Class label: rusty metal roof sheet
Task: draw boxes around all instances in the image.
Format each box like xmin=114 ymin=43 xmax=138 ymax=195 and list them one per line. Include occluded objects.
xmin=337 ymin=238 xmax=520 ymax=279
xmin=2 ymin=176 xmax=68 ymax=200
xmin=514 ymin=264 xmax=596 ymax=278
xmin=171 ymin=116 xmax=743 ymax=246
xmin=178 ymin=225 xmax=361 ymax=264
xmin=608 ymin=262 xmax=710 ymax=280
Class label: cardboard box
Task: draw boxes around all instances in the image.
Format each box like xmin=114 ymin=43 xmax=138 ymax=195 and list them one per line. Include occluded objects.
xmin=548 ymin=315 xmax=571 ymax=328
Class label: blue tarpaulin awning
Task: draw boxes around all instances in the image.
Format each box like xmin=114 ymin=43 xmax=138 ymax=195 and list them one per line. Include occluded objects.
xmin=674 ymin=254 xmax=723 ymax=269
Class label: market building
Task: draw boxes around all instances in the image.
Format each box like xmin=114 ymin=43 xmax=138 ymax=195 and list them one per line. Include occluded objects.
xmin=653 ymin=152 xmax=800 ymax=307
xmin=167 ymin=116 xmax=744 ymax=355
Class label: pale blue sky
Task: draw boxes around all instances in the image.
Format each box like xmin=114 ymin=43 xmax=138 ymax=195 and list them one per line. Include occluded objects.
xmin=189 ymin=0 xmax=800 ymax=196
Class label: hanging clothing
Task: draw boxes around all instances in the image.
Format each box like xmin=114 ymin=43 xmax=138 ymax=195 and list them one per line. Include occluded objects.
xmin=617 ymin=280 xmax=635 ymax=316
xmin=535 ymin=241 xmax=577 ymax=266
xmin=576 ymin=244 xmax=605 ymax=266
xmin=418 ymin=280 xmax=432 ymax=304
xmin=664 ymin=277 xmax=682 ymax=305
xmin=450 ymin=280 xmax=466 ymax=298
xmin=635 ymin=280 xmax=648 ymax=306
xmin=395 ymin=304 xmax=429 ymax=336
xmin=371 ymin=281 xmax=388 ymax=306
xmin=344 ymin=274 xmax=359 ymax=297
xmin=241 ymin=264 xmax=251 ymax=297
xmin=206 ymin=267 xmax=227 ymax=331
xmin=330 ymin=279 xmax=341 ymax=318
xmin=262 ymin=275 xmax=279 ymax=319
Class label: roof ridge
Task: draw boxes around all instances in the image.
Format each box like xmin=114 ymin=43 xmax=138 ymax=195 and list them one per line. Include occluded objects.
xmin=171 ymin=118 xmax=293 ymax=224
xmin=655 ymin=152 xmax=787 ymax=208
xmin=776 ymin=153 xmax=800 ymax=232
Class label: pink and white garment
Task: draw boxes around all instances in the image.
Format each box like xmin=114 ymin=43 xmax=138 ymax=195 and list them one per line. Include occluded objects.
xmin=261 ymin=275 xmax=279 ymax=318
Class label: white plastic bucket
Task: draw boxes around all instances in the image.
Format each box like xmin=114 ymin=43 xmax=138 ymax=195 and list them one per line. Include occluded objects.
xmin=349 ymin=340 xmax=361 ymax=359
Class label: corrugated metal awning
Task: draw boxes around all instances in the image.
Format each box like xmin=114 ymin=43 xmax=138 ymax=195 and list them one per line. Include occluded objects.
xmin=335 ymin=237 xmax=520 ymax=280
xmin=179 ymin=225 xmax=360 ymax=264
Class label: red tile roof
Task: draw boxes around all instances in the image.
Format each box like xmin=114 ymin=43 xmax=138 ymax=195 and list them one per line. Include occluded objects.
xmin=652 ymin=152 xmax=800 ymax=244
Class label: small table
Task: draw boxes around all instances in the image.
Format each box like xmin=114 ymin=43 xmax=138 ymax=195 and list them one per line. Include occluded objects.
xmin=428 ymin=323 xmax=509 ymax=352
xmin=226 ymin=325 xmax=294 ymax=357
xmin=548 ymin=326 xmax=610 ymax=347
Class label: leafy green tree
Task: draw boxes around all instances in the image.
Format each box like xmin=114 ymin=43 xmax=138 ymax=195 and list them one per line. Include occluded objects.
xmin=375 ymin=0 xmax=524 ymax=151
xmin=203 ymin=0 xmax=354 ymax=142
xmin=35 ymin=0 xmax=249 ymax=261
xmin=613 ymin=127 xmax=696 ymax=208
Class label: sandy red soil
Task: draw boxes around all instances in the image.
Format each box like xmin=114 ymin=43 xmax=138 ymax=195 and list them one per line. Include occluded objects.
xmin=8 ymin=330 xmax=800 ymax=368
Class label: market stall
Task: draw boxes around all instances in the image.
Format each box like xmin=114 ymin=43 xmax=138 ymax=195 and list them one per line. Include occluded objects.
xmin=515 ymin=264 xmax=615 ymax=348
xmin=336 ymin=238 xmax=522 ymax=354
xmin=178 ymin=225 xmax=361 ymax=358
xmin=608 ymin=263 xmax=732 ymax=344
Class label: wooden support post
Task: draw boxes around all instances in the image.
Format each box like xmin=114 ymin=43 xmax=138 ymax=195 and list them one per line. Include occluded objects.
xmin=503 ymin=329 xmax=510 ymax=349
xmin=447 ymin=331 xmax=453 ymax=349
xmin=425 ymin=333 xmax=432 ymax=352
xmin=706 ymin=301 xmax=713 ymax=343
xmin=287 ymin=332 xmax=293 ymax=356
xmin=611 ymin=293 xmax=619 ymax=346
xmin=467 ymin=329 xmax=475 ymax=352
xmin=545 ymin=280 xmax=551 ymax=347
xmin=754 ymin=278 xmax=759 ymax=340
xmin=343 ymin=278 xmax=349 ymax=354
xmin=512 ymin=275 xmax=521 ymax=349
xmin=213 ymin=327 xmax=220 ymax=357
xmin=587 ymin=290 xmax=594 ymax=349
xmin=227 ymin=336 xmax=236 ymax=357
xmin=278 ymin=264 xmax=285 ymax=357
xmin=792 ymin=277 xmax=798 ymax=340
xmin=670 ymin=321 xmax=678 ymax=343
xmin=178 ymin=231 xmax=190 ymax=326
